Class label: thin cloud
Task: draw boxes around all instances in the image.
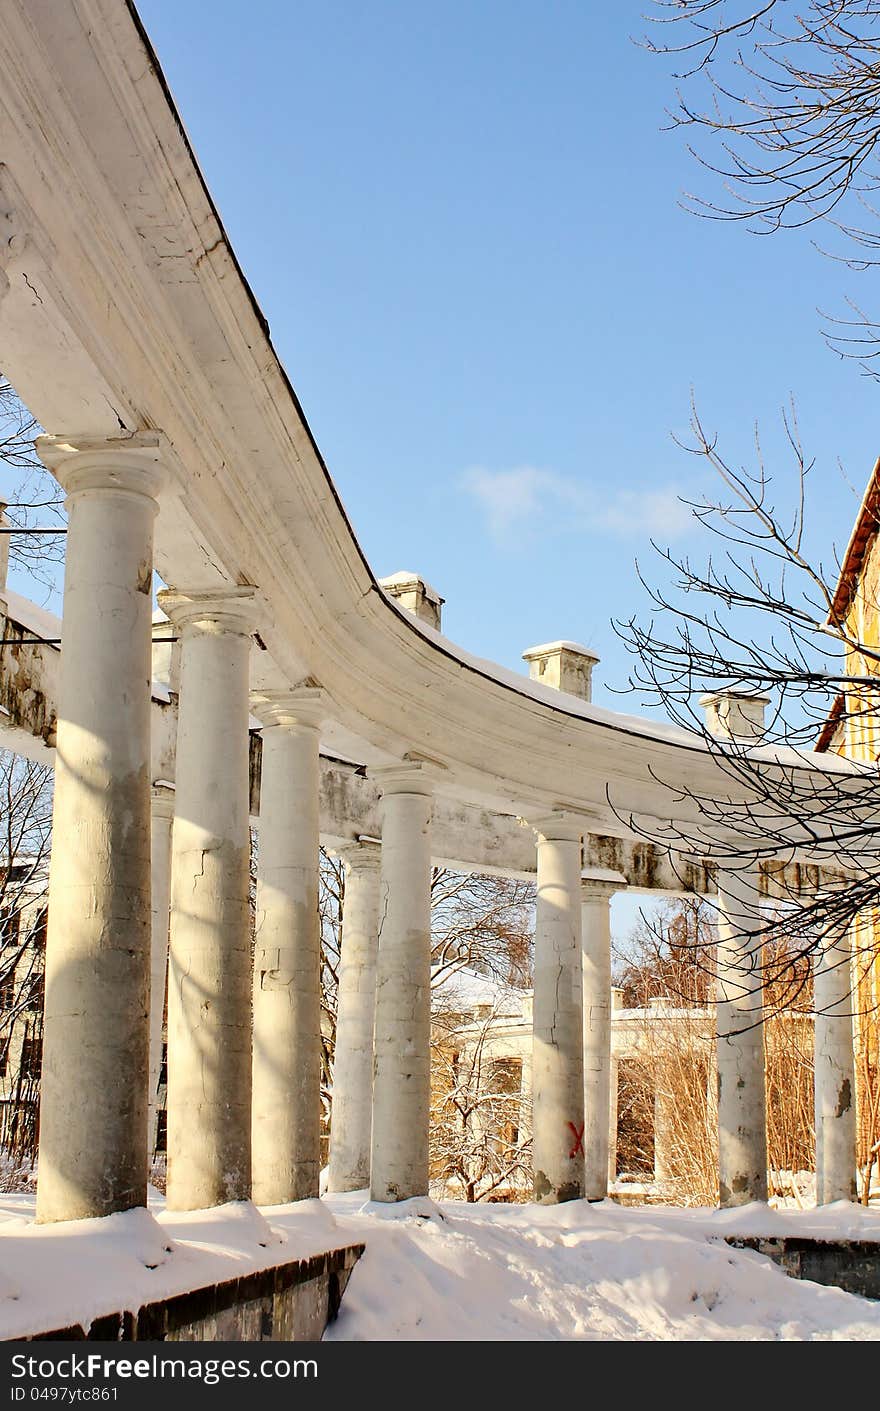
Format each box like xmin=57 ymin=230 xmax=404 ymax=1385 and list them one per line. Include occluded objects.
xmin=461 ymin=465 xmax=695 ymax=545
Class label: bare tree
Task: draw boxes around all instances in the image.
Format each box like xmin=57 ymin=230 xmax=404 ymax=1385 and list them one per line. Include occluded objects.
xmin=615 ymin=897 xmax=816 ymax=1205
xmin=613 ymin=404 xmax=879 ymax=1196
xmin=319 ymin=855 xmax=535 ymax=1192
xmin=429 ymin=869 xmax=533 ymax=989
xmin=0 ymin=750 xmax=52 ymax=1186
xmin=643 ymin=4 xmax=880 ymax=233
xmin=426 ymin=873 xmax=533 ymax=1200
xmin=0 ymin=377 xmax=60 ymax=1186
xmin=643 ymin=2 xmax=880 ymax=364
xmin=319 ymin=849 xmax=345 ymax=1145
xmin=0 ymin=377 xmax=65 ymax=592
xmin=430 ymin=994 xmax=531 ymax=1203
xmin=616 ymin=895 xmax=715 ymax=1007
xmin=629 ymin=2 xmax=880 ymax=1200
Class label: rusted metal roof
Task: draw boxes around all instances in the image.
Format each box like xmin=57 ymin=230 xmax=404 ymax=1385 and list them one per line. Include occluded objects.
xmin=815 ymin=690 xmax=845 ymax=754
xmin=828 ymin=457 xmax=880 ymax=626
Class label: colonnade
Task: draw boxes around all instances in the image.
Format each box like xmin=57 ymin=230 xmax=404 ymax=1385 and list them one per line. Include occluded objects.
xmin=29 ymin=432 xmax=441 ymax=1220
xmin=31 ymin=435 xmax=860 ymax=1224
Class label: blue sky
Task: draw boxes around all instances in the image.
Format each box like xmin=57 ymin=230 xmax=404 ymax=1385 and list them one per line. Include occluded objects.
xmin=131 ymin=0 xmax=877 ymax=704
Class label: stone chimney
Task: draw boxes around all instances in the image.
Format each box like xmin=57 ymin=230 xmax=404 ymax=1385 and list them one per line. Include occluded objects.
xmin=699 ymin=689 xmax=769 ymax=742
xmin=522 ymin=641 xmax=599 ymax=702
xmin=379 ymin=571 xmax=444 ymax=631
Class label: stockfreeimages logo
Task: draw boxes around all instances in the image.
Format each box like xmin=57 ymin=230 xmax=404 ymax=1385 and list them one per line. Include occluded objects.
xmin=10 ymin=1354 xmax=318 ymax=1389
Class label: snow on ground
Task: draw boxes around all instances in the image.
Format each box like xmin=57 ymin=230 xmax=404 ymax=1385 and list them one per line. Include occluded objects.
xmin=321 ymin=1195 xmax=880 ymax=1342
xmin=1 ymin=1189 xmax=880 ymax=1341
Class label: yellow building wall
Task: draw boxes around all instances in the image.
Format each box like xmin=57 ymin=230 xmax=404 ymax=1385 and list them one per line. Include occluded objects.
xmin=831 ymin=560 xmax=880 ymax=1181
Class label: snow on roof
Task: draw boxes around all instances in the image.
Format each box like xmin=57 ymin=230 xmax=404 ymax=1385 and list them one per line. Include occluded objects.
xmin=617 ymin=1006 xmax=710 ymax=1022
xmin=379 ymin=571 xmax=444 ymax=604
xmin=522 ymin=641 xmax=599 ymax=660
xmin=431 ymin=965 xmax=524 ymax=1016
xmin=2 ymin=589 xmax=61 ymax=645
xmin=366 ymin=580 xmax=875 ymax=776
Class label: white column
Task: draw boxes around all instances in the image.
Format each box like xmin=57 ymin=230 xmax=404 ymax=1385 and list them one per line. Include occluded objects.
xmin=148 ymin=785 xmax=174 ymax=1160
xmin=370 ymin=762 xmax=433 ymax=1203
xmin=716 ymin=859 xmax=767 ymax=1206
xmin=159 ymin=587 xmax=257 ymax=1212
xmin=34 ymin=433 xmax=164 ymax=1223
xmin=814 ymin=916 xmax=857 ymax=1203
xmin=609 ymin=986 xmax=623 ymax=1186
xmin=532 ymin=814 xmax=585 ymax=1204
xmin=580 ymin=869 xmax=625 ymax=1200
xmin=328 ymin=840 xmax=382 ymax=1194
xmin=251 ymin=687 xmax=324 ymax=1205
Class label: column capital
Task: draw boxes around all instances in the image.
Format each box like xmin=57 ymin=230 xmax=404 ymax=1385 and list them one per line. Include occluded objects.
xmin=369 ymin=755 xmax=441 ymax=797
xmin=336 ymin=838 xmax=382 ymax=873
xmin=581 ymin=867 xmax=627 ymax=901
xmin=157 ymin=585 xmax=263 ymax=636
xmin=150 ymin=783 xmax=175 ymax=820
xmin=36 ymin=431 xmax=166 ymax=500
xmin=529 ymin=809 xmax=589 ymax=844
xmin=250 ymin=684 xmax=325 ymax=730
